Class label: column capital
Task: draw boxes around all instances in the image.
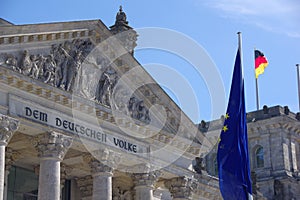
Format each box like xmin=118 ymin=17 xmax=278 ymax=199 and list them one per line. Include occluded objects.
xmin=90 ymin=159 xmax=113 ymax=175
xmin=132 ymin=171 xmax=160 ymax=188
xmin=165 ymin=177 xmax=197 ymax=200
xmin=0 ymin=114 xmax=19 ymax=145
xmin=84 ymin=148 xmax=121 ymax=174
xmin=33 ymin=131 xmax=73 ymax=160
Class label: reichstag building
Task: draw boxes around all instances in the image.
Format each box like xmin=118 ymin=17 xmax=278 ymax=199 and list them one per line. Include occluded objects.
xmin=0 ymin=7 xmax=299 ymax=200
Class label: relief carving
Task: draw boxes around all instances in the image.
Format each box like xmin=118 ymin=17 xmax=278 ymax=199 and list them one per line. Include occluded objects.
xmin=1 ymin=39 xmax=93 ymax=93
xmin=95 ymin=66 xmax=118 ymax=106
xmin=128 ymin=97 xmax=150 ymax=124
xmin=0 ymin=38 xmax=151 ymax=123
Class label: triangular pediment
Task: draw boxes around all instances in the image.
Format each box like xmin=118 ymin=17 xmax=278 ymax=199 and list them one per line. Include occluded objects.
xmin=0 ymin=19 xmax=212 ymax=174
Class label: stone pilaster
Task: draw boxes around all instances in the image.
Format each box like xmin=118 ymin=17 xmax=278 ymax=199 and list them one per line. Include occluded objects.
xmin=4 ymin=148 xmax=21 ymax=200
xmin=132 ymin=171 xmax=160 ymax=200
xmin=61 ymin=164 xmax=73 ymax=187
xmin=33 ymin=131 xmax=73 ymax=200
xmin=0 ymin=114 xmax=19 ymax=200
xmin=165 ymin=177 xmax=196 ymax=200
xmin=85 ymin=149 xmax=121 ymax=200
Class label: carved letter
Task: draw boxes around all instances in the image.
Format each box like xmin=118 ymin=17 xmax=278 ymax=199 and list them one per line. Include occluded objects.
xmin=56 ymin=117 xmax=62 ymax=127
xmin=25 ymin=107 xmax=32 ymax=117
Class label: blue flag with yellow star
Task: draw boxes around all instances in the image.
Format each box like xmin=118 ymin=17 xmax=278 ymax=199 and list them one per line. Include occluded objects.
xmin=217 ymin=49 xmax=252 ymax=200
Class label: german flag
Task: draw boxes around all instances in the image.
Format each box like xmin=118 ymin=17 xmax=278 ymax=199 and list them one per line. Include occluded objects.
xmin=255 ymin=50 xmax=268 ymax=78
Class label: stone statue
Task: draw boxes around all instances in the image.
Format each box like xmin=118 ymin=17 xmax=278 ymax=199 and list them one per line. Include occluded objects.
xmin=128 ymin=97 xmax=151 ymax=123
xmin=1 ymin=39 xmax=94 ymax=94
xmin=128 ymin=97 xmax=138 ymax=118
xmin=29 ymin=54 xmax=39 ymax=79
xmin=59 ymin=44 xmax=72 ymax=90
xmin=95 ymin=67 xmax=118 ymax=106
xmin=192 ymin=157 xmax=206 ymax=174
xmin=66 ymin=51 xmax=82 ymax=91
xmin=116 ymin=6 xmax=128 ymax=24
xmin=36 ymin=54 xmax=46 ymax=79
xmin=4 ymin=54 xmax=19 ymax=72
xmin=136 ymin=100 xmax=150 ymax=122
xmin=43 ymin=55 xmax=56 ymax=85
xmin=21 ymin=50 xmax=32 ymax=76
xmin=52 ymin=44 xmax=64 ymax=87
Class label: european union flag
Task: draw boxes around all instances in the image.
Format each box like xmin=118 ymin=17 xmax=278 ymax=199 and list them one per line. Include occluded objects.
xmin=217 ymin=49 xmax=252 ymax=200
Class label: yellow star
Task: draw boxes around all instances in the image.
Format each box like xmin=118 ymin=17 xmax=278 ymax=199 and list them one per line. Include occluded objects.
xmin=217 ymin=137 xmax=221 ymax=144
xmin=222 ymin=125 xmax=228 ymax=132
xmin=225 ymin=113 xmax=230 ymax=120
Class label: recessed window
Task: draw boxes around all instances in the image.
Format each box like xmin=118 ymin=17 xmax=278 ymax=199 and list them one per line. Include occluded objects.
xmin=255 ymin=146 xmax=264 ymax=168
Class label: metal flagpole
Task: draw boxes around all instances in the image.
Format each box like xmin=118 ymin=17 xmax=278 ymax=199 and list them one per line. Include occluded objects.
xmin=296 ymin=64 xmax=300 ymax=111
xmin=237 ymin=32 xmax=243 ymax=74
xmin=237 ymin=32 xmax=254 ymax=200
xmin=255 ymin=68 xmax=260 ymax=110
xmin=254 ymin=48 xmax=260 ymax=110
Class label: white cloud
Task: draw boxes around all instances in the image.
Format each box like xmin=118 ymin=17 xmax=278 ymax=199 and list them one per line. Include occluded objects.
xmin=202 ymin=0 xmax=300 ymax=38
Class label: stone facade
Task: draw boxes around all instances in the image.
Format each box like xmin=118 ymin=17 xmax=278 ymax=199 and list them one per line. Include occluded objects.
xmin=3 ymin=7 xmax=297 ymax=200
xmin=0 ymin=8 xmax=221 ymax=200
xmin=203 ymin=105 xmax=300 ymax=200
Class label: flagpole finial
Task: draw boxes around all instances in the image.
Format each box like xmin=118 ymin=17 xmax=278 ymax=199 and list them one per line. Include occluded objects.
xmin=237 ymin=32 xmax=242 ymax=51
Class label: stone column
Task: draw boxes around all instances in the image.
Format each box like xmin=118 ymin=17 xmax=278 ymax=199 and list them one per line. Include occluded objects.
xmin=0 ymin=114 xmax=19 ymax=200
xmin=132 ymin=171 xmax=160 ymax=200
xmin=91 ymin=161 xmax=113 ymax=200
xmin=165 ymin=177 xmax=196 ymax=200
xmin=33 ymin=131 xmax=73 ymax=200
xmin=85 ymin=149 xmax=120 ymax=200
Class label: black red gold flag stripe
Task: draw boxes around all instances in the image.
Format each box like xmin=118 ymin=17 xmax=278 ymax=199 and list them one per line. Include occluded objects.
xmin=255 ymin=50 xmax=268 ymax=78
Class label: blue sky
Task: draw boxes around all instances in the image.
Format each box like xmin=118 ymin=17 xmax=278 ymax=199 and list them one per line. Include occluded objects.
xmin=1 ymin=0 xmax=300 ymax=123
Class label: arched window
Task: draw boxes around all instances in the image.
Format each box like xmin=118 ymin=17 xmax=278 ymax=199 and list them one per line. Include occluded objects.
xmin=255 ymin=146 xmax=264 ymax=168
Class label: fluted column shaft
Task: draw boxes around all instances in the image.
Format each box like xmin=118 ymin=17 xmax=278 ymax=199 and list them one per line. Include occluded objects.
xmin=34 ymin=131 xmax=73 ymax=200
xmin=93 ymin=171 xmax=113 ymax=200
xmin=39 ymin=158 xmax=61 ymax=199
xmin=0 ymin=114 xmax=19 ymax=200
